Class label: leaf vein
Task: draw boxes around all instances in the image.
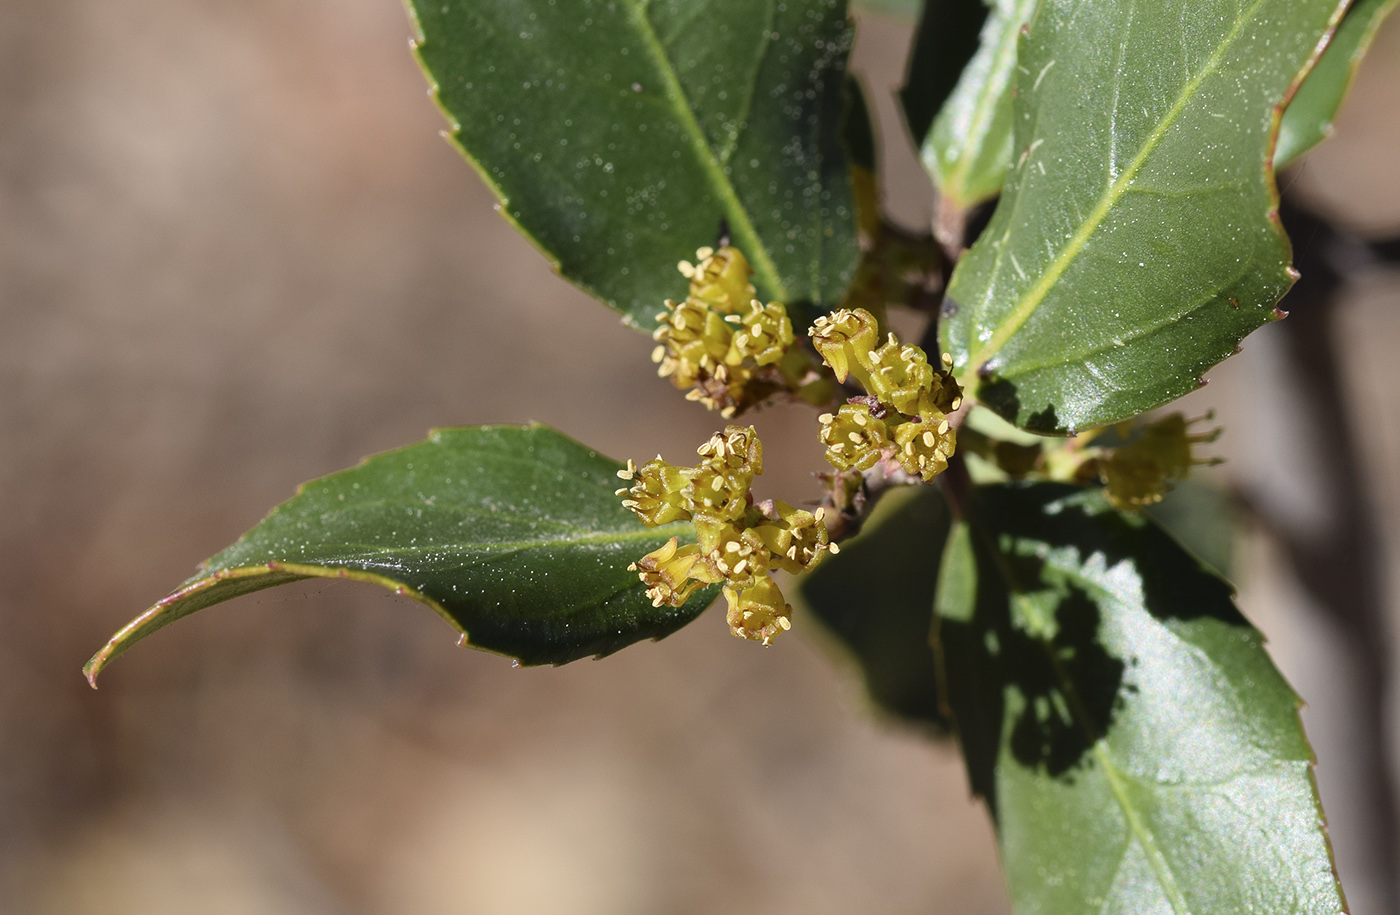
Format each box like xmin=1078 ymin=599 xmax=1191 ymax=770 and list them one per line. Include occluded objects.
xmin=619 ymin=0 xmax=791 ymax=300
xmin=969 ymin=0 xmax=1271 ymax=371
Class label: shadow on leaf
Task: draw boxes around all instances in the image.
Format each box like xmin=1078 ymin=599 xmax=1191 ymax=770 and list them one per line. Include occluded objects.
xmin=935 ymin=483 xmax=1241 ymax=820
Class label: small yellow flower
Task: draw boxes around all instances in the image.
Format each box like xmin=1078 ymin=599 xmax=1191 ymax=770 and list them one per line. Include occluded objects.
xmin=683 ymin=463 xmax=753 ymax=521
xmin=620 ymin=425 xmax=831 ymax=645
xmin=654 ymin=247 xmax=816 ymax=417
xmin=652 ymin=298 xmax=730 ymax=389
xmin=756 ymin=502 xmax=834 ymax=575
xmin=810 ymin=308 xmax=962 ymax=480
xmin=724 ymin=577 xmax=793 ymax=646
xmin=1098 ymin=413 xmax=1221 ymax=510
xmin=630 ymin=538 xmax=713 ymax=608
xmin=697 ymin=518 xmax=772 ymax=589
xmin=680 ymin=245 xmax=757 ymax=315
xmin=865 ymin=335 xmax=936 ymax=416
xmin=818 ymin=404 xmax=891 ymax=472
xmin=810 ymin=308 xmax=879 ymax=387
xmin=727 ymin=300 xmax=793 ymax=367
xmin=892 ymin=415 xmax=957 ymax=482
xmin=618 ymin=457 xmax=692 ymax=527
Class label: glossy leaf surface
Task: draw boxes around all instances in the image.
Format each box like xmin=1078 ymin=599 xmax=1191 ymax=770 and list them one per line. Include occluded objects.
xmin=408 ymin=0 xmax=858 ymax=328
xmin=919 ymin=0 xmax=1036 ymax=209
xmin=936 ymin=483 xmax=1343 ymax=914
xmin=86 ymin=426 xmax=713 ymax=683
xmin=1276 ymin=0 xmax=1399 ymax=167
xmin=799 ymin=487 xmax=951 ymax=731
xmin=942 ymin=0 xmax=1345 ymax=432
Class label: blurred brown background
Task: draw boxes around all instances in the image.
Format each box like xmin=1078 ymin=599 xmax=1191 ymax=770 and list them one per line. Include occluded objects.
xmin=2 ymin=3 xmax=1398 ymax=913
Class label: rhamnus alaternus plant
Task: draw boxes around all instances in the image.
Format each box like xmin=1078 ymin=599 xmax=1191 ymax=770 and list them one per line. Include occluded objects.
xmin=86 ymin=0 xmax=1399 ymax=911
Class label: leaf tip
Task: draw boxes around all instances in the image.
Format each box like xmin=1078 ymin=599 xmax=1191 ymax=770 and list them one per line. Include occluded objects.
xmin=82 ymin=650 xmax=109 ymax=690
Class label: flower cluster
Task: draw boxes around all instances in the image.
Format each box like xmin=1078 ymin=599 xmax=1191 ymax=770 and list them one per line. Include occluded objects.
xmin=652 ymin=246 xmax=823 ymax=417
xmin=809 ymin=308 xmax=963 ymax=481
xmin=618 ymin=425 xmax=837 ymax=645
xmin=1092 ymin=413 xmax=1222 ymax=510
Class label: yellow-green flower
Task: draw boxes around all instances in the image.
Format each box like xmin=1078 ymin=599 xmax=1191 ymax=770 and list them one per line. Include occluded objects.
xmin=697 ymin=518 xmax=772 ymax=590
xmin=1097 ymin=413 xmax=1221 ymax=510
xmin=756 ymin=502 xmax=833 ymax=575
xmin=617 ymin=457 xmax=691 ymax=526
xmin=810 ymin=307 xmax=963 ymax=480
xmin=620 ymin=425 xmax=834 ymax=645
xmin=865 ymin=336 xmax=935 ymax=416
xmin=653 ymin=247 xmax=817 ymax=417
xmin=810 ymin=308 xmax=879 ymax=388
xmin=724 ymin=577 xmax=793 ymax=646
xmin=892 ymin=415 xmax=957 ymax=482
xmin=818 ymin=404 xmax=890 ymax=472
xmin=727 ymin=300 xmax=793 ymax=367
xmin=630 ymin=538 xmax=718 ymax=608
xmin=680 ymin=245 xmax=756 ymax=314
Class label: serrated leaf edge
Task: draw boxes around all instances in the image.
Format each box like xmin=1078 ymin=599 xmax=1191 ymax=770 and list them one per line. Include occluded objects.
xmin=962 ymin=0 xmax=1349 ymax=387
xmin=942 ymin=491 xmax=1348 ymax=912
xmin=402 ymin=0 xmax=794 ymax=328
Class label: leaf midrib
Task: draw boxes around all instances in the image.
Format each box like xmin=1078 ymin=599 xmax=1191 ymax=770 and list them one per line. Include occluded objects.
xmin=968 ymin=0 xmax=1269 ymax=373
xmin=620 ymin=0 xmax=792 ymax=302
xmin=1005 ymin=559 xmax=1190 ymax=914
xmin=941 ymin=0 xmax=1032 ymax=201
xmin=222 ymin=520 xmax=691 ymax=568
xmin=989 ymin=255 xmax=1253 ymax=377
xmin=291 ymin=494 xmax=620 ymax=534
xmin=1096 ymin=747 xmax=1192 ymax=915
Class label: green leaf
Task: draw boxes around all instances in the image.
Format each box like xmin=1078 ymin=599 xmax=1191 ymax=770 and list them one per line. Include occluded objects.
xmin=407 ymin=0 xmax=859 ymax=329
xmin=917 ymin=0 xmax=1036 ymax=209
xmin=935 ymin=483 xmax=1344 ymax=914
xmin=843 ymin=76 xmax=878 ymax=174
xmin=899 ymin=0 xmax=990 ymax=148
xmin=941 ymin=0 xmax=1346 ymax=433
xmin=799 ymin=486 xmax=951 ymax=731
xmin=1277 ymin=0 xmax=1400 ymax=168
xmin=1144 ymin=476 xmax=1237 ymax=579
xmin=85 ymin=425 xmax=715 ymax=683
